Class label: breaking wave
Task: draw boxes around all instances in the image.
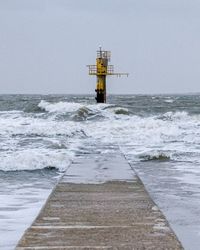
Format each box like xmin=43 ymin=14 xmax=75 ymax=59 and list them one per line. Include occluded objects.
xmin=1 ymin=96 xmax=200 ymax=171
xmin=38 ymin=100 xmax=83 ymax=113
xmin=160 ymin=111 xmax=189 ymax=121
xmin=37 ymin=100 xmax=116 ymax=120
xmin=72 ymin=107 xmax=91 ymax=121
xmin=0 ymin=149 xmax=73 ymax=172
xmin=164 ymin=99 xmax=174 ymax=103
xmin=0 ymin=114 xmax=85 ymax=137
xmin=113 ymin=107 xmax=129 ymax=115
xmin=138 ymin=151 xmax=171 ymax=162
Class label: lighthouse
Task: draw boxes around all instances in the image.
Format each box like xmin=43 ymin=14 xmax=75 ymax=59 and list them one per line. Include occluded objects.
xmin=87 ymin=47 xmax=128 ymax=103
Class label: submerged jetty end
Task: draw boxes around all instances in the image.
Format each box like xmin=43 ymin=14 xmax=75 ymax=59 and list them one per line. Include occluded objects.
xmin=16 ymin=152 xmax=183 ymax=249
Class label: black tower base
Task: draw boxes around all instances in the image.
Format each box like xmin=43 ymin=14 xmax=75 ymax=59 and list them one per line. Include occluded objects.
xmin=95 ymin=90 xmax=105 ymax=103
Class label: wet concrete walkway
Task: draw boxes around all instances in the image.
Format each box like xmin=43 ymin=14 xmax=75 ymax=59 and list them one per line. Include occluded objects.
xmin=16 ymin=153 xmax=183 ymax=249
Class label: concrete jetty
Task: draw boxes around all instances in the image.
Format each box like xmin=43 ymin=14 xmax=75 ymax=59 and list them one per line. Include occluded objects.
xmin=16 ymin=152 xmax=183 ymax=249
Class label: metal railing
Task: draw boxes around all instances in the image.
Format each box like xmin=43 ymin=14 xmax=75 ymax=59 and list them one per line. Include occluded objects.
xmin=97 ymin=50 xmax=111 ymax=61
xmin=87 ymin=65 xmax=114 ymax=75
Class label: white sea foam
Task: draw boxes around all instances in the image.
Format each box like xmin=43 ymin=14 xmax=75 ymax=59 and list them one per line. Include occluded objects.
xmin=83 ymin=110 xmax=200 ymax=163
xmin=161 ymin=111 xmax=189 ymax=120
xmin=137 ymin=150 xmax=171 ymax=161
xmin=38 ymin=100 xmax=83 ymax=113
xmin=0 ymin=110 xmax=83 ymax=171
xmin=38 ymin=100 xmax=114 ymax=115
xmin=1 ymin=100 xmax=200 ymax=171
xmin=164 ymin=99 xmax=174 ymax=103
xmin=2 ymin=96 xmax=200 ymax=250
xmin=0 ymin=149 xmax=73 ymax=171
xmin=0 ymin=114 xmax=84 ymax=137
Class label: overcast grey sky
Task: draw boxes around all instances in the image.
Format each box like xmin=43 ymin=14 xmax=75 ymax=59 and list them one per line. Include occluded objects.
xmin=0 ymin=0 xmax=200 ymax=94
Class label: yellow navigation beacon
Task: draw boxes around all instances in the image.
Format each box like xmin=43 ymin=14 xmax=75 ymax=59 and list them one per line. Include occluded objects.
xmin=87 ymin=47 xmax=128 ymax=103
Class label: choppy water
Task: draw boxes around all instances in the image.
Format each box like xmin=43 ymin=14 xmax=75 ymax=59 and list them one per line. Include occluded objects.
xmin=1 ymin=94 xmax=200 ymax=249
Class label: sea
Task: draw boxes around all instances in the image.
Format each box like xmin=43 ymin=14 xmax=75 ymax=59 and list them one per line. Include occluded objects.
xmin=1 ymin=94 xmax=200 ymax=250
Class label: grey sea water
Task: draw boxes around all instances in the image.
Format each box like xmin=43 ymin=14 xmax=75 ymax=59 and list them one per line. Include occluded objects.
xmin=1 ymin=94 xmax=200 ymax=249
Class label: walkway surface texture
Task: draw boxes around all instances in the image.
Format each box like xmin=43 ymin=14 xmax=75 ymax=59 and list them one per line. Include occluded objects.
xmin=16 ymin=152 xmax=183 ymax=249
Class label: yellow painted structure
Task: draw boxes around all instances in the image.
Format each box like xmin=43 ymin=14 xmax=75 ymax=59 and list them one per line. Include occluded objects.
xmin=87 ymin=47 xmax=128 ymax=103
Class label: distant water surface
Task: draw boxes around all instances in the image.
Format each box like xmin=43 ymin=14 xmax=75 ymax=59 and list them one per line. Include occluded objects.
xmin=1 ymin=94 xmax=200 ymax=249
